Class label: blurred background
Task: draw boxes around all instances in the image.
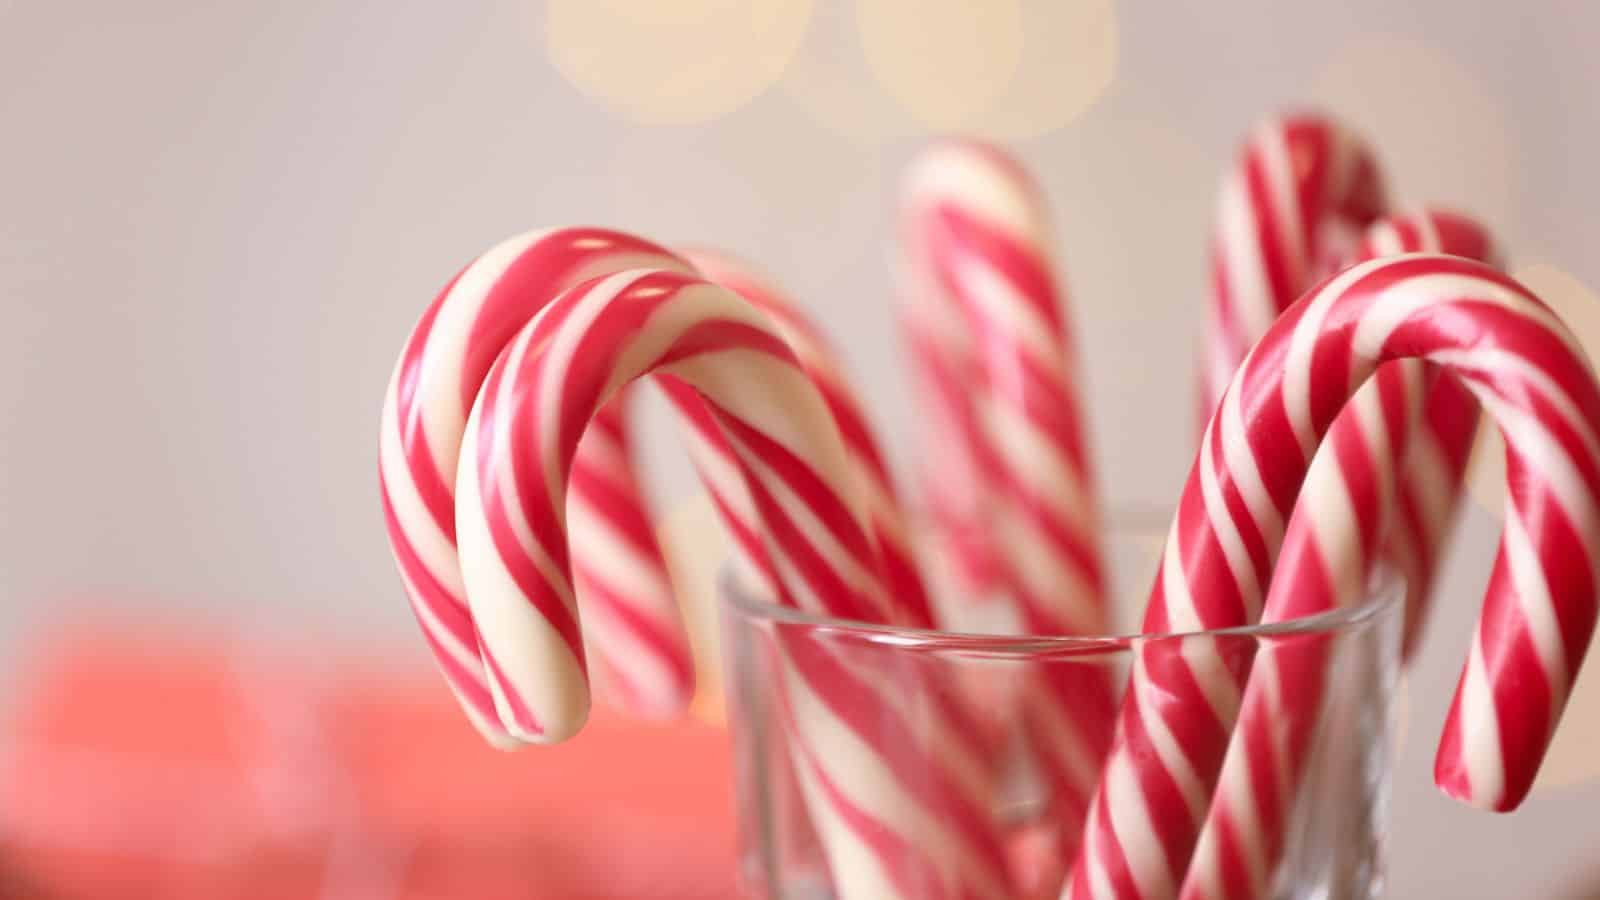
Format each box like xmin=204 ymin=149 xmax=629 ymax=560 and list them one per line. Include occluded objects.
xmin=2 ymin=1 xmax=1598 ymax=897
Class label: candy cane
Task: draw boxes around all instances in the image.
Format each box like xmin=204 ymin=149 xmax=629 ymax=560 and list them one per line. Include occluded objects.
xmin=378 ymin=228 xmax=696 ymax=742
xmin=451 ymin=265 xmax=1013 ymax=899
xmin=1173 ymin=212 xmax=1502 ymax=900
xmin=1174 ymin=357 xmax=1424 ymax=900
xmin=685 ymin=250 xmax=1014 ymax=849
xmin=901 ymin=140 xmax=1107 ymax=635
xmin=897 ymin=140 xmax=1057 ymax=600
xmin=625 ymin=248 xmax=1011 ymax=896
xmin=1204 ymin=117 xmax=1490 ymax=664
xmin=659 ymin=264 xmax=1015 ymax=898
xmin=569 ymin=396 xmax=694 ymax=716
xmin=901 ymin=140 xmax=1114 ymax=861
xmin=1200 ymin=114 xmax=1385 ymax=428
xmin=1065 ymin=254 xmax=1600 ymax=899
xmin=686 ymin=249 xmax=936 ymax=628
xmin=1350 ymin=211 xmax=1502 ymax=657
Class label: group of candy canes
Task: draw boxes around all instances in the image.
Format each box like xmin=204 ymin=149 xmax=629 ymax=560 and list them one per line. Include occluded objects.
xmin=379 ymin=114 xmax=1599 ymax=900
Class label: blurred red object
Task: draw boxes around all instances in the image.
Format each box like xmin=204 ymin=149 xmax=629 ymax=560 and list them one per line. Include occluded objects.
xmin=0 ymin=624 xmax=742 ymax=899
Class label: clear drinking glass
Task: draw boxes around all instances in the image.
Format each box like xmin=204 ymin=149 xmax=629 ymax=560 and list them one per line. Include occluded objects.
xmin=721 ymin=526 xmax=1404 ymax=900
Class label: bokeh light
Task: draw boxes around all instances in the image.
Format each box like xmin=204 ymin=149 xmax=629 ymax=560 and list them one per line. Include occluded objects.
xmin=776 ymin=2 xmax=917 ymax=145
xmin=1311 ymin=34 xmax=1521 ymax=232
xmin=856 ymin=0 xmax=1118 ymax=138
xmin=856 ymin=0 xmax=1022 ymax=131
xmin=547 ymin=0 xmax=813 ymax=124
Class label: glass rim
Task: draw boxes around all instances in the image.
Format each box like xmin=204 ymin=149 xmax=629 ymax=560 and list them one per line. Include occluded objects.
xmin=719 ymin=566 xmax=1405 ymax=658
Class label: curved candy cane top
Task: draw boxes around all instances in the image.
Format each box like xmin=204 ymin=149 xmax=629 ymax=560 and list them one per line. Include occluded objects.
xmin=685 ymin=249 xmax=935 ymax=627
xmin=455 ymin=268 xmax=884 ymax=743
xmin=1184 ymin=253 xmax=1600 ymax=809
xmin=1068 ymin=254 xmax=1600 ymax=900
xmin=1171 ymin=212 xmax=1504 ymax=900
xmin=1346 ymin=210 xmax=1502 ymax=658
xmin=1354 ymin=208 xmax=1500 ymax=267
xmin=899 ymin=140 xmax=1060 ymax=372
xmin=379 ymin=228 xmax=693 ymax=743
xmin=1202 ymin=113 xmax=1386 ymax=425
xmin=902 ymin=140 xmax=1053 ymax=259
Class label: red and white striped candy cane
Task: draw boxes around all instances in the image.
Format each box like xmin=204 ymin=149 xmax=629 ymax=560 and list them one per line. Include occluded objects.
xmin=898 ymin=140 xmax=1054 ymax=601
xmin=1200 ymin=113 xmax=1385 ymax=428
xmin=378 ymin=228 xmax=696 ymax=742
xmin=567 ymin=397 xmax=694 ymax=716
xmin=683 ymin=251 xmax=1036 ymax=881
xmin=1174 ymin=212 xmax=1501 ymax=900
xmin=1175 ymin=354 xmax=1425 ymax=900
xmin=660 ymin=260 xmax=991 ymax=896
xmin=686 ymin=249 xmax=936 ymax=628
xmin=1204 ymin=118 xmax=1486 ymax=664
xmin=453 ymin=266 xmax=1013 ymax=899
xmin=901 ymin=139 xmax=1106 ymax=634
xmin=1349 ymin=210 xmax=1502 ymax=657
xmin=607 ymin=253 xmax=1014 ymax=898
xmin=1066 ymin=254 xmax=1600 ymax=899
xmin=901 ymin=140 xmax=1114 ymax=859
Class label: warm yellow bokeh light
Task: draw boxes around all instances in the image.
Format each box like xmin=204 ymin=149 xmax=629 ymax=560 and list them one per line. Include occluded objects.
xmin=1312 ymin=35 xmax=1520 ymax=231
xmin=777 ymin=6 xmax=917 ymax=145
xmin=1466 ymin=263 xmax=1600 ymax=517
xmin=856 ymin=0 xmax=1022 ymax=130
xmin=856 ymin=0 xmax=1118 ymax=139
xmin=547 ymin=0 xmax=813 ymax=125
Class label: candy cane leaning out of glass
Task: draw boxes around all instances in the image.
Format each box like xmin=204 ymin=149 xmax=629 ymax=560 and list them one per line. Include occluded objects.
xmin=1178 ymin=211 xmax=1499 ymax=900
xmin=378 ymin=228 xmax=698 ymax=741
xmin=1204 ymin=117 xmax=1488 ymax=665
xmin=1066 ymin=254 xmax=1600 ymax=900
xmin=450 ymin=263 xmax=1014 ymax=900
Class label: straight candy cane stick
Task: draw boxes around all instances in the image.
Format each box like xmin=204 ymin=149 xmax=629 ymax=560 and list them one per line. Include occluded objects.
xmin=908 ymin=141 xmax=1120 ymax=851
xmin=902 ymin=140 xmax=1113 ymax=864
xmin=902 ymin=140 xmax=1106 ymax=637
xmin=898 ymin=140 xmax=1071 ymax=601
xmin=901 ymin=141 xmax=1115 ymax=862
